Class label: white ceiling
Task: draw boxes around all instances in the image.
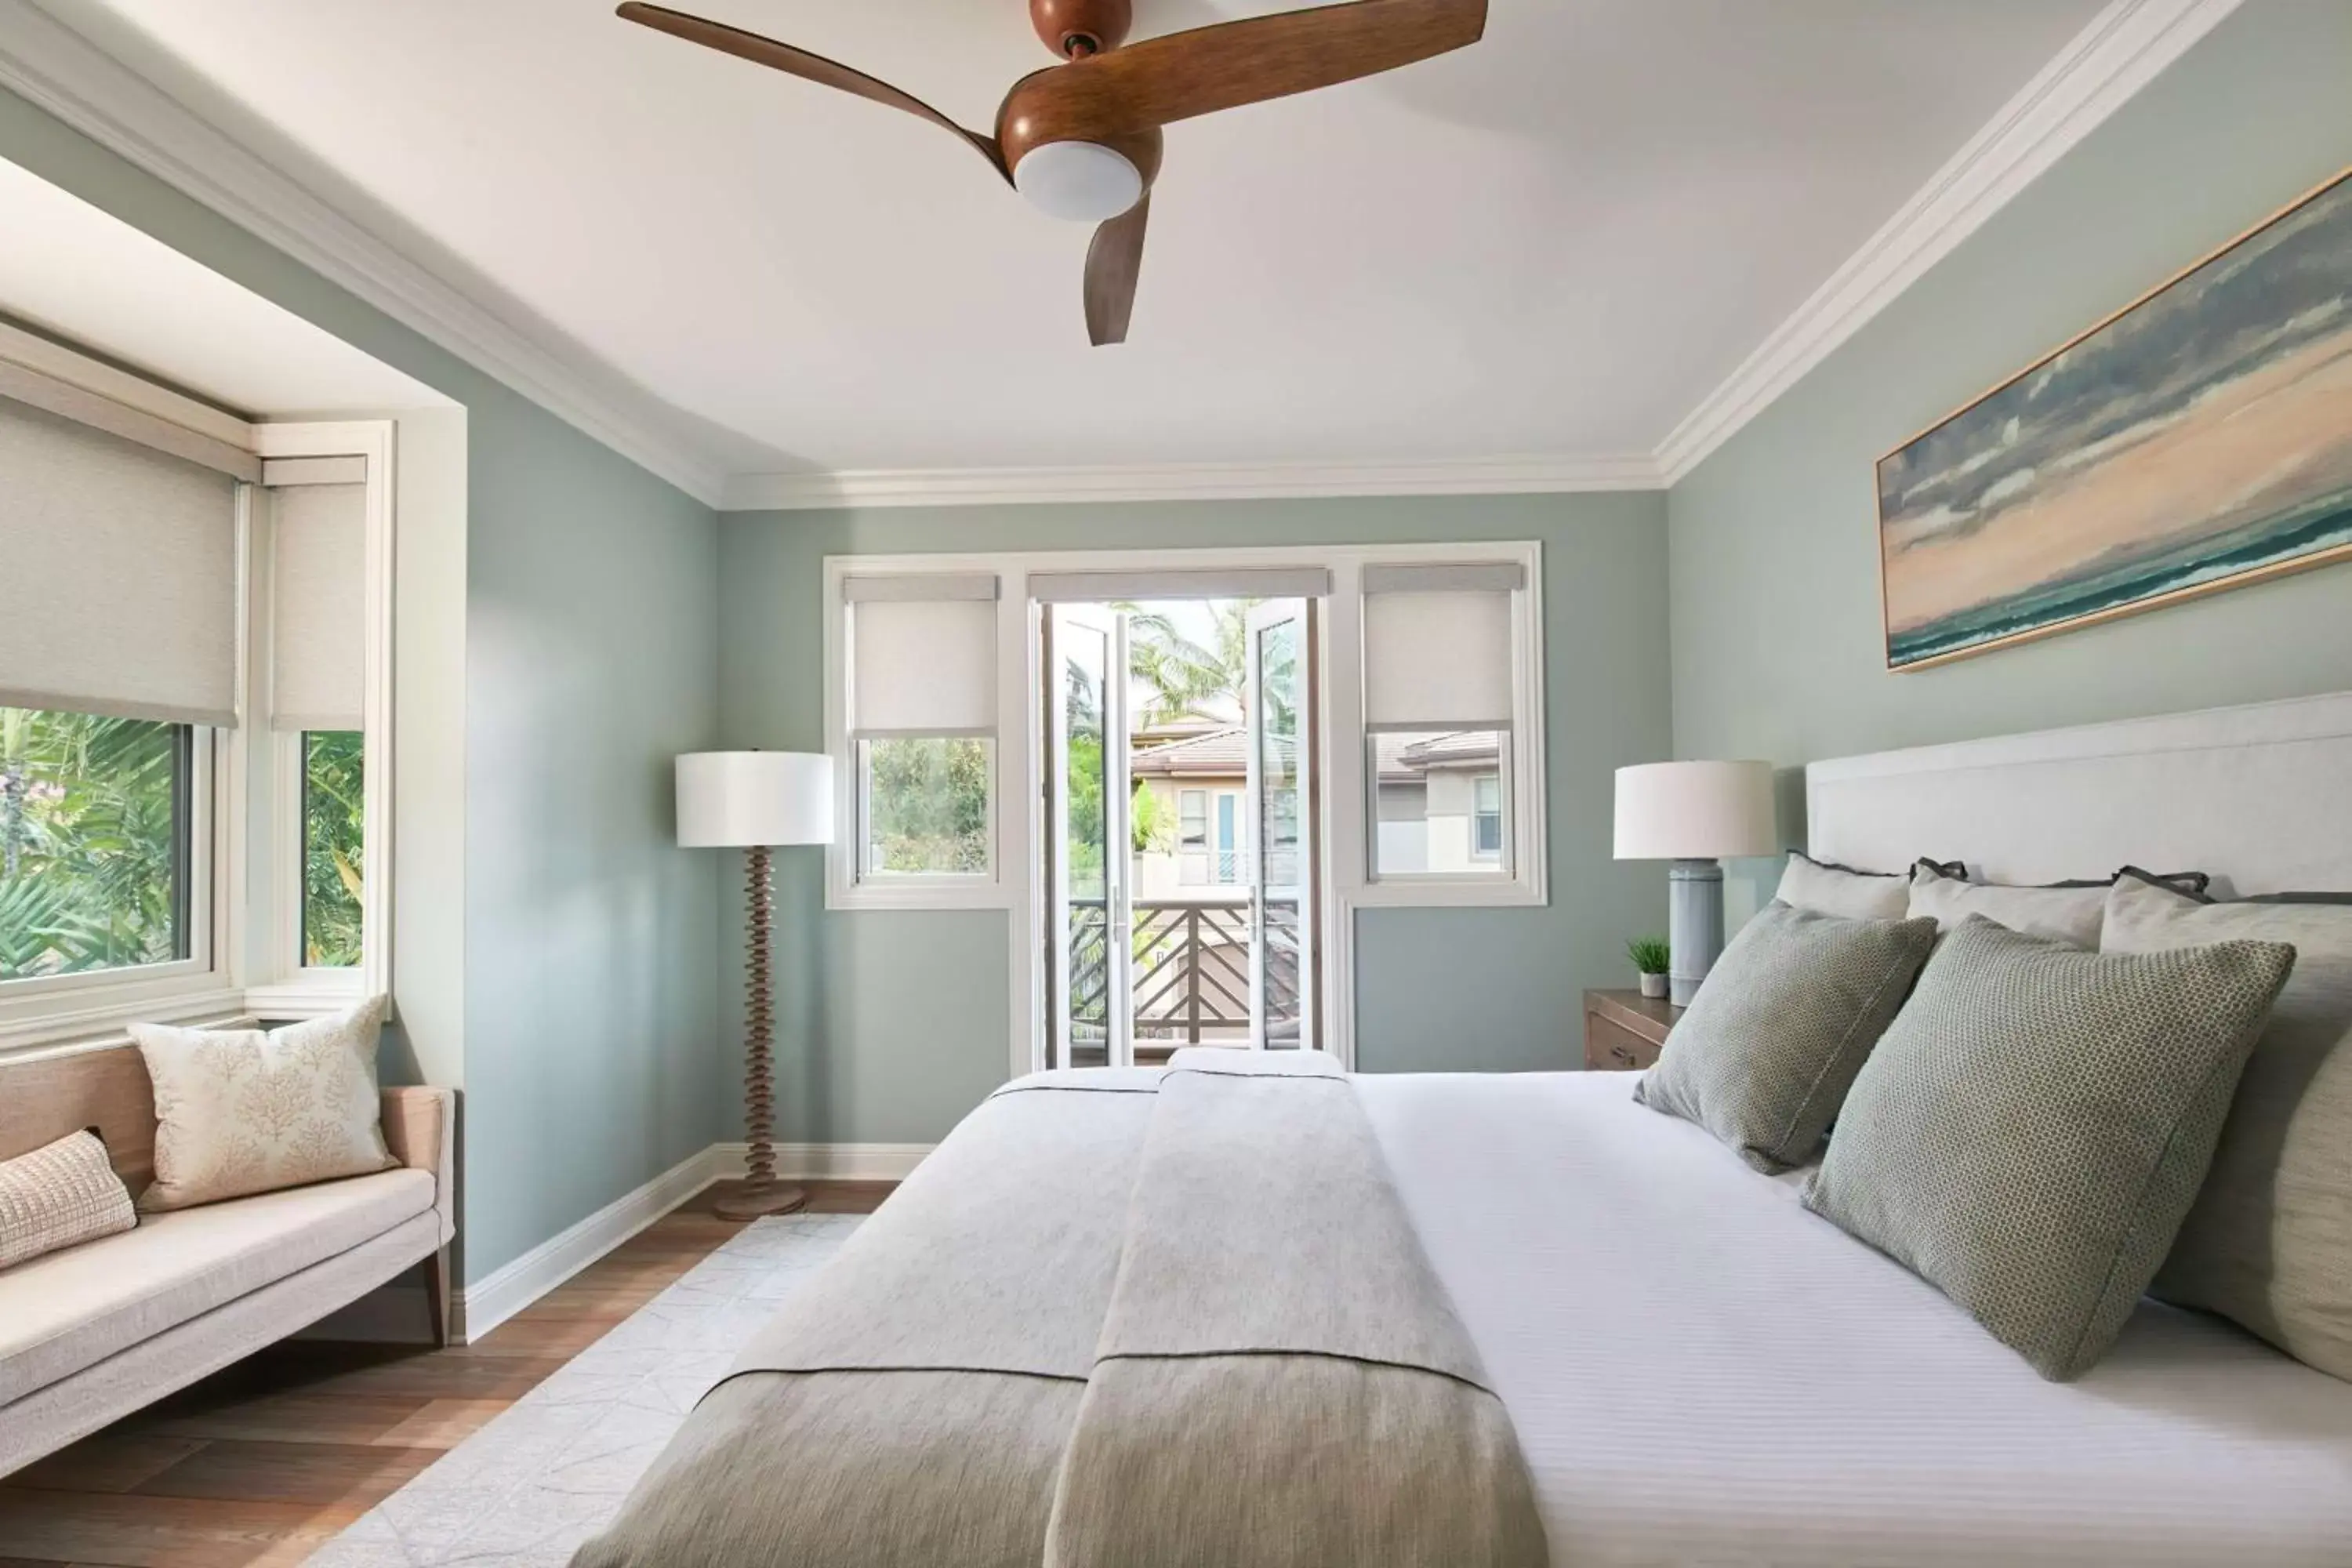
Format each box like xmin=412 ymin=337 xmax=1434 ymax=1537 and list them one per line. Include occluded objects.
xmin=0 ymin=152 xmax=443 ymax=416
xmin=27 ymin=0 xmax=2108 ymax=488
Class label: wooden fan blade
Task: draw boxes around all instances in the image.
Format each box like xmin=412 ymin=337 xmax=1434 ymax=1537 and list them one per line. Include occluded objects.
xmin=1083 ymin=194 xmax=1149 ymax=346
xmin=616 ymin=3 xmax=1009 ymax=180
xmin=1063 ymin=0 xmax=1483 ymax=129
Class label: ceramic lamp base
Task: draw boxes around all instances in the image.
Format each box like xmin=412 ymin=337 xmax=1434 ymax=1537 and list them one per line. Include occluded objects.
xmin=1668 ymin=857 xmax=1726 ymax=1007
xmin=714 ymin=1181 xmax=808 ymax=1221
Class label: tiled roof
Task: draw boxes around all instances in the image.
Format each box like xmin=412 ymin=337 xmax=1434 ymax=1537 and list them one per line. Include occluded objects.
xmin=1129 ymin=726 xmax=1251 ymax=775
xmin=1130 ymin=726 xmax=1497 ymax=781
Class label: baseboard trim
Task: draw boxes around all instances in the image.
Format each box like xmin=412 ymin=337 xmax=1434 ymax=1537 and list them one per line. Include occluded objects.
xmin=454 ymin=1145 xmax=723 ymax=1343
xmin=710 ymin=1141 xmax=934 ymax=1182
xmin=452 ymin=1140 xmax=930 ymax=1341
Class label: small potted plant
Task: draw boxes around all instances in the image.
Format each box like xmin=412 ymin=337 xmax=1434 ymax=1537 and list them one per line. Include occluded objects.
xmin=1627 ymin=936 xmax=1671 ymax=1000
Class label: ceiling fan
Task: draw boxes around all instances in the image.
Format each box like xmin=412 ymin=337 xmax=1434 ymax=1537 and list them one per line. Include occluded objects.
xmin=615 ymin=0 xmax=1487 ymax=345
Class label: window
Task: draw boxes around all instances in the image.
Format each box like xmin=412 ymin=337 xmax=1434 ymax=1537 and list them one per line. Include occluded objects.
xmin=1216 ymin=792 xmax=1241 ymax=884
xmin=859 ymin=736 xmax=992 ymax=876
xmin=1178 ymin=789 xmax=1207 ymax=849
xmin=300 ymin=731 xmax=364 ymax=967
xmin=1360 ymin=563 xmax=1526 ymax=883
xmin=1369 ymin=731 xmax=1511 ymax=875
xmin=0 ymin=355 xmax=394 ymax=1045
xmin=268 ymin=470 xmax=375 ymax=986
xmin=1473 ymin=773 xmax=1503 ymax=858
xmin=837 ymin=574 xmax=1002 ymax=902
xmin=0 ymin=707 xmax=194 ymax=983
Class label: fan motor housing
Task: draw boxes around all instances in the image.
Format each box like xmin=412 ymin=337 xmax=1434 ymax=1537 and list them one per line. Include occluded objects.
xmin=1029 ymin=0 xmax=1132 ymax=56
xmin=999 ymin=71 xmax=1163 ymax=201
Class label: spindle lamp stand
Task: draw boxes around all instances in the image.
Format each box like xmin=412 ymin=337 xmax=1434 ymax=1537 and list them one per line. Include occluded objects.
xmin=675 ymin=751 xmax=834 ymax=1221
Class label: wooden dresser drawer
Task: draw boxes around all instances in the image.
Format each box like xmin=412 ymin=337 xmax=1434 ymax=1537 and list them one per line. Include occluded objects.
xmin=1584 ymin=1013 xmax=1662 ymax=1072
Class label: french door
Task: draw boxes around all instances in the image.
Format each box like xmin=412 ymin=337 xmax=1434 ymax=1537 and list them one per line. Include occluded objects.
xmin=1246 ymin=599 xmax=1314 ymax=1049
xmin=1048 ymin=604 xmax=1129 ymax=1069
xmin=1044 ymin=598 xmax=1319 ymax=1067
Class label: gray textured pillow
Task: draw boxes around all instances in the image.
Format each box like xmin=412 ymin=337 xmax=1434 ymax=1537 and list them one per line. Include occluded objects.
xmin=1803 ymin=917 xmax=2296 ymax=1381
xmin=2105 ymin=873 xmax=2352 ymax=1381
xmin=1633 ymin=902 xmax=1938 ymax=1172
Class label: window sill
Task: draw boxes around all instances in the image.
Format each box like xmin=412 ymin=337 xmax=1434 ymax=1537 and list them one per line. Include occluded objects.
xmin=245 ymin=976 xmax=368 ymax=1021
xmin=0 ymin=985 xmax=249 ymax=1061
xmin=0 ymin=976 xmax=375 ymax=1062
xmin=1348 ymin=876 xmax=1548 ymax=909
xmin=827 ymin=880 xmax=1012 ymax=913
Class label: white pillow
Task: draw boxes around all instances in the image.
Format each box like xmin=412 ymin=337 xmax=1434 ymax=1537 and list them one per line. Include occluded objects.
xmin=1773 ymin=853 xmax=1959 ymax=922
xmin=1905 ymin=864 xmax=2216 ymax=949
xmin=1907 ymin=862 xmax=2107 ymax=949
xmin=132 ymin=996 xmax=395 ymax=1211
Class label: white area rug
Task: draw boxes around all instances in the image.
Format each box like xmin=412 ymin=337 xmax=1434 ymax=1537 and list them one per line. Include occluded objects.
xmin=309 ymin=1212 xmax=862 ymax=1566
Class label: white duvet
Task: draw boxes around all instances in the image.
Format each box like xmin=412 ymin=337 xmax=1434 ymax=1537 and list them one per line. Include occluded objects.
xmin=1358 ymin=1069 xmax=2352 ymax=1568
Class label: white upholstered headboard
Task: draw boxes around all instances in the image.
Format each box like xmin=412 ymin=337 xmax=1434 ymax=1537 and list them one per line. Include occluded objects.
xmin=1806 ymin=691 xmax=2352 ymax=898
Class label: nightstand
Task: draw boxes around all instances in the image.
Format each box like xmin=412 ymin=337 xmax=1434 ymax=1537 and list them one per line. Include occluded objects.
xmin=1584 ymin=989 xmax=1678 ymax=1071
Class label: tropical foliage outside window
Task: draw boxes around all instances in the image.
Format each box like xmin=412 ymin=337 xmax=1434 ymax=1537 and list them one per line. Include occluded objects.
xmin=862 ymin=736 xmax=991 ymax=875
xmin=302 ymin=731 xmax=365 ymax=967
xmin=0 ymin=706 xmax=189 ymax=983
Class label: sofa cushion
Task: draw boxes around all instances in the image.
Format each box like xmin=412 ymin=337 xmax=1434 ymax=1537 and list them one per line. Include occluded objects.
xmin=0 ymin=1167 xmax=431 ymax=1405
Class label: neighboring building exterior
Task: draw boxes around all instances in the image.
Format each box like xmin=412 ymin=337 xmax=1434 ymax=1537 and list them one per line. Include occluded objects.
xmin=1127 ymin=725 xmax=1504 ymax=894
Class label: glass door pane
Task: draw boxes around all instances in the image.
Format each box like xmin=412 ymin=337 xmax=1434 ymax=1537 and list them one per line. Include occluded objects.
xmin=1245 ymin=599 xmax=1313 ymax=1050
xmin=1048 ymin=605 xmax=1129 ymax=1068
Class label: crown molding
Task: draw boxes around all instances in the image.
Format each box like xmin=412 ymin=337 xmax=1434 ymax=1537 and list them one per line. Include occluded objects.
xmin=722 ymin=452 xmax=1666 ymax=512
xmin=0 ymin=0 xmax=2232 ymax=513
xmin=0 ymin=0 xmax=728 ymax=505
xmin=1653 ymin=0 xmax=2242 ymax=485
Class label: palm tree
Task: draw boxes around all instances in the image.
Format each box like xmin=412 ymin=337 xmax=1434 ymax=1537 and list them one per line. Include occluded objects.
xmin=1123 ymin=601 xmax=1254 ymax=728
xmin=0 ymin=707 xmax=183 ymax=979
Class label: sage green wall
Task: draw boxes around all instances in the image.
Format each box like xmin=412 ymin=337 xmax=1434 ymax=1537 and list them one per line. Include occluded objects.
xmin=1667 ymin=2 xmax=2352 ymax=917
xmin=0 ymin=89 xmax=724 ymax=1284
xmin=717 ymin=493 xmax=1671 ymax=1145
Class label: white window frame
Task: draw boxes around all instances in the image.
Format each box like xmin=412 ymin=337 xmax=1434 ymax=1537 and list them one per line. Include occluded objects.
xmin=0 ymin=720 xmax=241 ymax=1048
xmin=246 ymin=421 xmax=396 ymax=1019
xmin=0 ymin=378 xmax=395 ymax=1054
xmin=851 ymin=734 xmax=1000 ymax=886
xmin=0 ymin=342 xmax=255 ymax=1054
xmin=818 ymin=541 xmax=1546 ymax=1080
xmin=824 ymin=573 xmax=1005 ymax=912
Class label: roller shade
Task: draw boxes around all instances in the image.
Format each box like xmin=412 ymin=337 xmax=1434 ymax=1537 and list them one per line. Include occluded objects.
xmin=847 ymin=575 xmax=999 ymax=738
xmin=1362 ymin=565 xmax=1522 ymax=731
xmin=0 ymin=394 xmax=241 ymax=726
xmin=270 ymin=480 xmax=365 ymax=731
xmin=1028 ymin=567 xmax=1332 ymax=603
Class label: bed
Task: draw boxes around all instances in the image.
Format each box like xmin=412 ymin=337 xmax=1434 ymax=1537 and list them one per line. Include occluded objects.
xmin=580 ymin=691 xmax=2352 ymax=1566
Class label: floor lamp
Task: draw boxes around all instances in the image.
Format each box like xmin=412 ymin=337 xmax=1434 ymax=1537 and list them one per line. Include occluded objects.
xmin=677 ymin=750 xmax=834 ymax=1221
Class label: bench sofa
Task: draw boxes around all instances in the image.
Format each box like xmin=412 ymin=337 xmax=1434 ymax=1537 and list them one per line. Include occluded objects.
xmin=0 ymin=1040 xmax=455 ymax=1476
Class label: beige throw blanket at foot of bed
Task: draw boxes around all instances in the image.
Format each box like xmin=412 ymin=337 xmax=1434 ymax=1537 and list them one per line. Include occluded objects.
xmin=573 ymin=1053 xmax=1546 ymax=1568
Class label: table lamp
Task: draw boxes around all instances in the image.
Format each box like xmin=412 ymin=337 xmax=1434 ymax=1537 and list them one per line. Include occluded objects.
xmin=677 ymin=750 xmax=833 ymax=1219
xmin=1613 ymin=760 xmax=1777 ymax=1006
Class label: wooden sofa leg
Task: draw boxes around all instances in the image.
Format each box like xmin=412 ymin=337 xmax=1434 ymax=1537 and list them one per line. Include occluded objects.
xmin=426 ymin=1247 xmax=454 ymax=1348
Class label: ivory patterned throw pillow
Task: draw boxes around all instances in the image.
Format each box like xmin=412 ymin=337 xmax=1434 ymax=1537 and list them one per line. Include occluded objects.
xmin=132 ymin=996 xmax=396 ymax=1211
xmin=0 ymin=1130 xmax=136 ymax=1270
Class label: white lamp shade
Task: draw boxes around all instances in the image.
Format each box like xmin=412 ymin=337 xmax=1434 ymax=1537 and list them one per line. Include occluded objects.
xmin=677 ymin=752 xmax=833 ymax=848
xmin=1614 ymin=760 xmax=1777 ymax=860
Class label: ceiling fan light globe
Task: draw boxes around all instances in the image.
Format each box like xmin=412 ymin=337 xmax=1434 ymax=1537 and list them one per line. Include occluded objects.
xmin=1014 ymin=140 xmax=1143 ymax=223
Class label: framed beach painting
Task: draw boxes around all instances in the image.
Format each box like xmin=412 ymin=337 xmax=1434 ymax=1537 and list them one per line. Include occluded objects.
xmin=1877 ymin=166 xmax=2352 ymax=671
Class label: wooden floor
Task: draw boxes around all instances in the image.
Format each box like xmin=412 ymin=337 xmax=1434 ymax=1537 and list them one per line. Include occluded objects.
xmin=0 ymin=1181 xmax=890 ymax=1568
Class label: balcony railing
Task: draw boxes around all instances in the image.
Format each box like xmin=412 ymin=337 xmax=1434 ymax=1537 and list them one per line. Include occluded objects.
xmin=1066 ymin=897 xmax=1301 ymax=1054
